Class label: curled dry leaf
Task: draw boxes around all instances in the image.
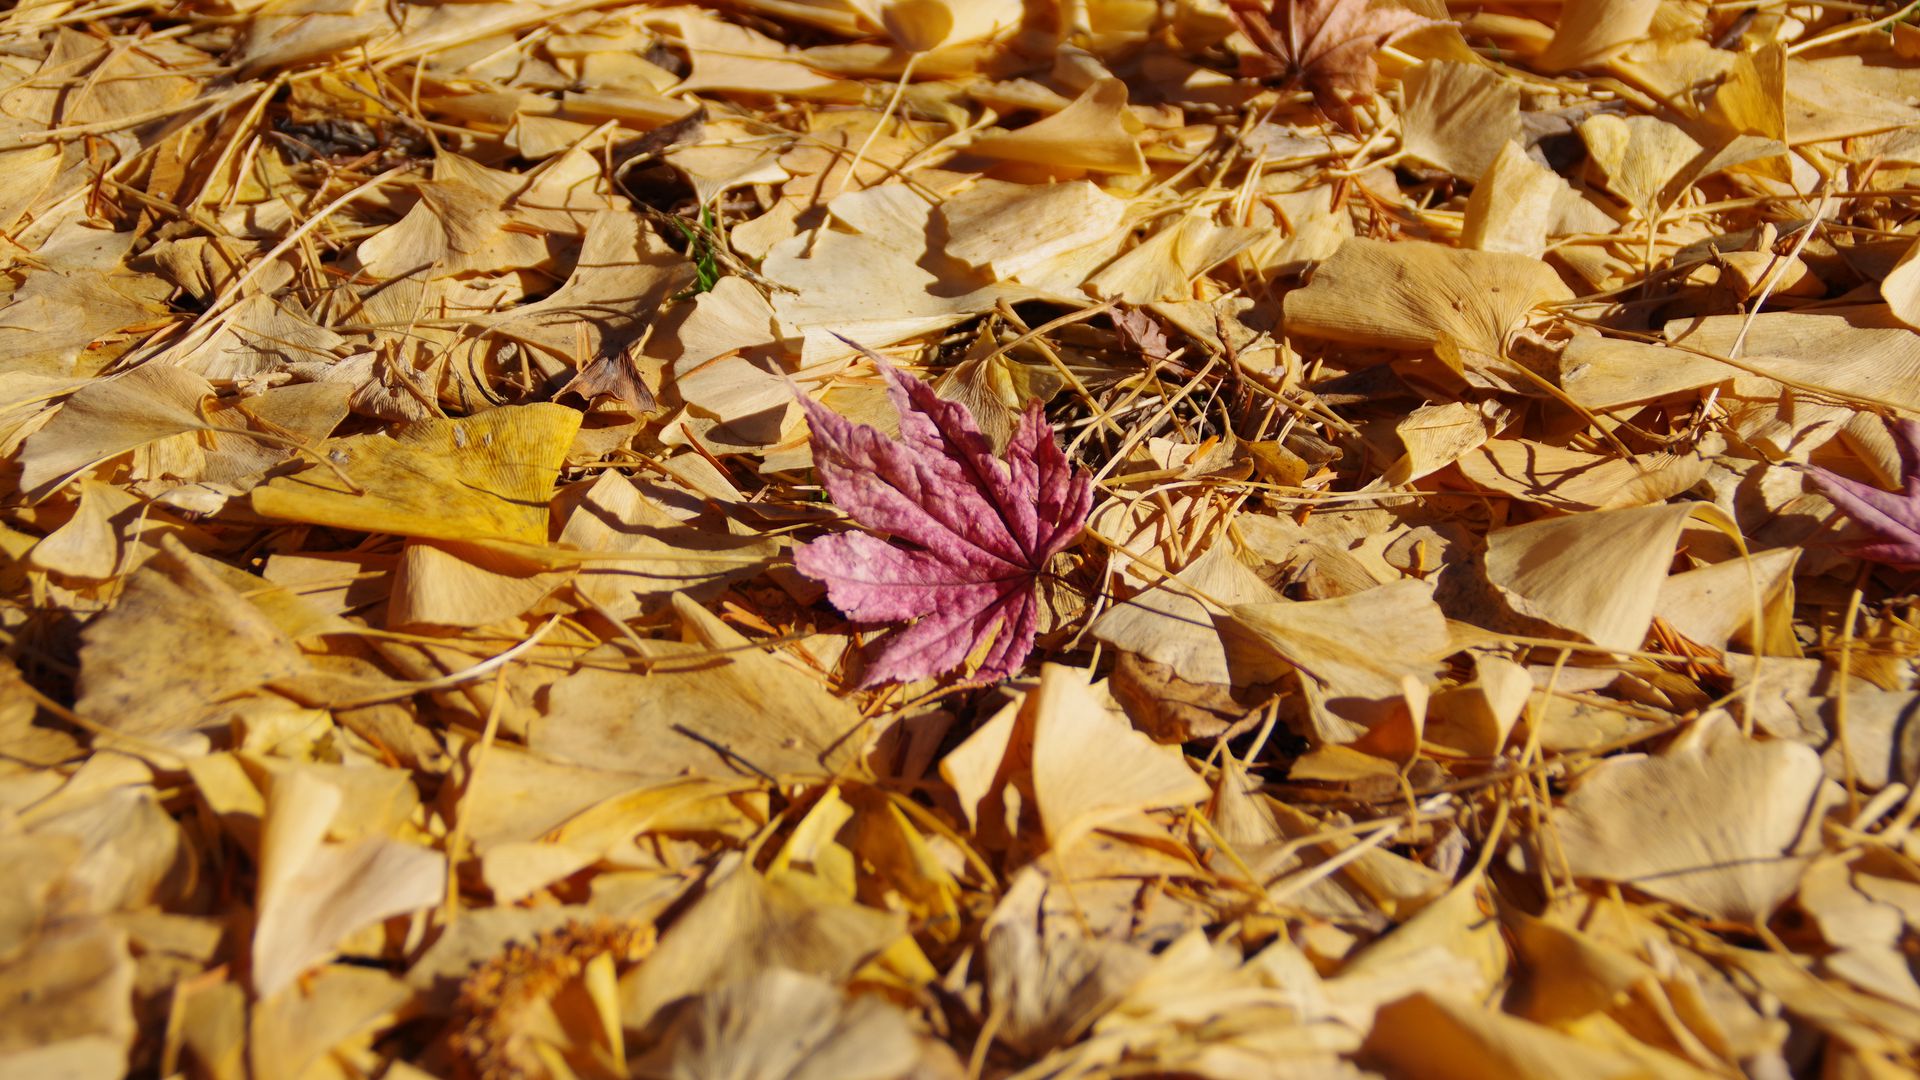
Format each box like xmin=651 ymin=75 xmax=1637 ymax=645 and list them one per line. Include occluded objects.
xmin=1108 ymin=651 xmax=1263 ymax=743
xmin=1111 ymin=307 xmax=1173 ymax=361
xmin=793 ymin=357 xmax=1093 ymax=686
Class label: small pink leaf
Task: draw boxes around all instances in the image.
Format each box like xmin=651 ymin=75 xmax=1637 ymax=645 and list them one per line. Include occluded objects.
xmin=792 ymin=351 xmax=1093 ymax=687
xmin=1804 ymin=418 xmax=1920 ymax=566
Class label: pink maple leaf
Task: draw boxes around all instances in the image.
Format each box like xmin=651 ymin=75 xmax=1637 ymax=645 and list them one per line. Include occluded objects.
xmin=792 ymin=357 xmax=1094 ymax=687
xmin=1805 ymin=418 xmax=1920 ymax=566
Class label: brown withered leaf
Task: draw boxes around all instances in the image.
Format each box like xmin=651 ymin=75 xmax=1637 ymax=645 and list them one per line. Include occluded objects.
xmin=1108 ymin=652 xmax=1265 ymax=743
xmin=556 ymin=344 xmax=656 ymax=413
xmin=1229 ymin=0 xmax=1436 ymax=115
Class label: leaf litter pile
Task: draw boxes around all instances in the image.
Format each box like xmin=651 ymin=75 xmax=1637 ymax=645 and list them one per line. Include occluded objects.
xmin=10 ymin=0 xmax=1920 ymax=1075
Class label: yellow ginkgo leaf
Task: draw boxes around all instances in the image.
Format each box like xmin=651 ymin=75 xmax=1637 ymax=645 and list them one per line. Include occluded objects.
xmin=1028 ymin=664 xmax=1213 ymax=851
xmin=1284 ymin=237 xmax=1571 ymax=372
xmin=1551 ymin=713 xmax=1824 ymax=924
xmin=251 ymin=403 xmax=581 ymax=545
xmin=1482 ymin=502 xmax=1733 ymax=652
xmin=968 ymin=79 xmax=1147 ymax=175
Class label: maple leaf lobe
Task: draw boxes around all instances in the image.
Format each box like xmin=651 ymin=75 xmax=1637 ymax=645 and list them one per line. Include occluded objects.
xmin=792 ymin=360 xmax=1093 ymax=687
xmin=1803 ymin=418 xmax=1920 ymax=566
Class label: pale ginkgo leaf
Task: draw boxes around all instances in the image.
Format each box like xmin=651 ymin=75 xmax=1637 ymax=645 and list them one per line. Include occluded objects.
xmin=1884 ymin=236 xmax=1920 ymax=330
xmin=1457 ymin=439 xmax=1713 ymax=511
xmin=1557 ymin=338 xmax=1739 ymax=411
xmin=1551 ymin=713 xmax=1825 ymax=924
xmin=0 ymin=915 xmax=135 ymax=1078
xmin=1085 ymin=217 xmax=1264 ymax=304
xmin=1535 ymin=0 xmax=1659 ymax=72
xmin=1578 ymin=114 xmax=1703 ymax=214
xmin=535 ymin=595 xmax=869 ymax=782
xmin=1461 ymin=142 xmax=1567 ymax=257
xmin=1284 ymin=238 xmax=1572 ymax=372
xmin=620 ymin=859 xmax=907 ymax=1029
xmin=1399 ymin=61 xmax=1522 ymax=182
xmin=75 ymin=538 xmax=306 ymax=736
xmin=983 ymin=868 xmax=1154 ymax=1055
xmin=648 ymin=9 xmax=857 ymax=99
xmin=849 ymin=0 xmax=1023 ymax=50
xmin=27 ymin=479 xmax=143 ymax=581
xmin=1483 ymin=502 xmax=1735 ymax=651
xmin=1367 ymin=992 xmax=1712 ymax=1080
xmin=764 ymin=187 xmax=1009 ymax=361
xmin=561 ymin=473 xmax=780 ymax=617
xmin=1090 ymin=539 xmax=1284 ymax=686
xmin=18 ymin=365 xmax=212 ymax=499
xmin=1667 ymin=305 xmax=1920 ymax=416
xmin=641 ymin=968 xmax=931 ymax=1080
xmin=1027 ymin=664 xmax=1211 ymax=851
xmin=251 ymin=770 xmax=445 ymax=998
xmin=937 ymin=180 xmax=1129 ymax=284
xmin=387 ymin=541 xmax=567 ymax=628
xmin=1381 ymin=401 xmax=1499 ymax=487
xmin=1233 ymin=579 xmax=1453 ymax=742
xmin=968 ymin=79 xmax=1147 ymax=175
xmin=1654 ymin=547 xmax=1799 ymax=653
xmin=248 ymin=966 xmax=414 ymax=1080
